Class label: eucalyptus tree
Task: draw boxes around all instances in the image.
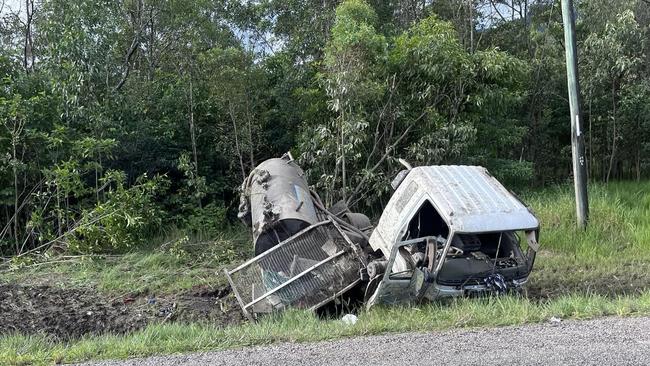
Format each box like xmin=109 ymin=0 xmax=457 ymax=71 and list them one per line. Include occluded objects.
xmin=580 ymin=0 xmax=648 ymax=181
xmin=300 ymin=0 xmax=528 ymax=211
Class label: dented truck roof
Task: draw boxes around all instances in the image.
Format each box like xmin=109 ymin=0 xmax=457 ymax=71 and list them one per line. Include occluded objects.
xmin=418 ymin=165 xmax=538 ymax=232
xmin=380 ymin=165 xmax=539 ymax=239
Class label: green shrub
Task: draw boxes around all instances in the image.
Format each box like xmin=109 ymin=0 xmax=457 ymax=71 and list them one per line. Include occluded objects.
xmin=178 ymin=202 xmax=228 ymax=238
xmin=68 ymin=172 xmax=169 ymax=253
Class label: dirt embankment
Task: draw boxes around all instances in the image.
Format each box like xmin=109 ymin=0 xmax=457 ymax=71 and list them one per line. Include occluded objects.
xmin=0 ymin=284 xmax=244 ymax=340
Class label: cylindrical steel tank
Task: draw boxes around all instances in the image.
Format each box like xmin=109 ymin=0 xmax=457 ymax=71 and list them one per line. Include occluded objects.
xmin=238 ymin=155 xmax=318 ymax=255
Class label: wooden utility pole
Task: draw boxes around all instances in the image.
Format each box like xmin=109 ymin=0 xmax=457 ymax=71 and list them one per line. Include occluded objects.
xmin=561 ymin=0 xmax=589 ymax=228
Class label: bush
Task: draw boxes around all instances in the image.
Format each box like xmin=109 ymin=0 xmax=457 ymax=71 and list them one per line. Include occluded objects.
xmin=68 ymin=172 xmax=169 ymax=253
xmin=487 ymin=159 xmax=534 ymax=188
xmin=178 ymin=202 xmax=228 ymax=238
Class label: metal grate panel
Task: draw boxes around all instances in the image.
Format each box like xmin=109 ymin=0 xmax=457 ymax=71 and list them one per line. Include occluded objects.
xmin=226 ymin=219 xmax=362 ymax=320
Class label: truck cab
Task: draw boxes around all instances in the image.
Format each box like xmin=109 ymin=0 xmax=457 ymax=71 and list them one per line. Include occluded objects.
xmin=366 ymin=165 xmax=540 ymax=306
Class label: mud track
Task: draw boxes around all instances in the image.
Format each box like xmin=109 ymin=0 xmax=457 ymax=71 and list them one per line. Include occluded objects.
xmin=0 ymin=284 xmax=244 ymax=340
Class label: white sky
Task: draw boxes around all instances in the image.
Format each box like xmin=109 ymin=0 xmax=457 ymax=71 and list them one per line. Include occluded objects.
xmin=2 ymin=0 xmax=29 ymax=18
xmin=1 ymin=0 xmax=24 ymax=17
xmin=1 ymin=0 xmax=522 ymax=29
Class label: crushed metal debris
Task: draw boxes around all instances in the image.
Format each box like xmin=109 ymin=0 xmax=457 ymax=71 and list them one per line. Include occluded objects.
xmin=227 ymin=153 xmax=540 ymax=320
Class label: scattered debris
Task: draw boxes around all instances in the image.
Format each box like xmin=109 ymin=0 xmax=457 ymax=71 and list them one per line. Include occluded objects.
xmin=161 ymin=303 xmax=177 ymax=323
xmin=341 ymin=314 xmax=358 ymax=325
xmin=484 ymin=273 xmax=508 ymax=295
xmin=549 ymin=316 xmax=562 ymax=324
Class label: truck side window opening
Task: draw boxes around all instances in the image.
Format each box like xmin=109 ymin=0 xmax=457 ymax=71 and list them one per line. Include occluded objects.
xmin=389 ymin=200 xmax=449 ymax=278
xmin=404 ymin=200 xmax=449 ymax=240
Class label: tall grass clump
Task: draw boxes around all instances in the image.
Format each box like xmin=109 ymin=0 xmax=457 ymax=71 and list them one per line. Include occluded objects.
xmin=524 ymin=181 xmax=650 ymax=258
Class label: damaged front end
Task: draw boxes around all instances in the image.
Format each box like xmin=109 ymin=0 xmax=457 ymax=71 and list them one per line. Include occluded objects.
xmin=365 ymin=165 xmax=540 ymax=307
xmin=364 ymin=230 xmax=539 ymax=307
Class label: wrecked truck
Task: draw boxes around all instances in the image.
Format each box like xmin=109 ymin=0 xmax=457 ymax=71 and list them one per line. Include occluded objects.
xmin=226 ymin=154 xmax=539 ymax=320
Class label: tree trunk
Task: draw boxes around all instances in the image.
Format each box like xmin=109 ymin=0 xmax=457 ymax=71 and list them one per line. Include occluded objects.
xmin=228 ymin=102 xmax=247 ymax=181
xmin=187 ymin=76 xmax=202 ymax=208
xmin=4 ymin=207 xmax=10 ymax=242
xmin=606 ymin=81 xmax=617 ymax=183
xmin=23 ymin=0 xmax=34 ymax=72
xmin=98 ymin=153 xmax=103 ymax=201
xmin=56 ymin=185 xmax=62 ymax=237
xmin=637 ymin=150 xmax=641 ymax=182
xmin=341 ymin=109 xmax=347 ymax=202
xmin=188 ymin=77 xmax=198 ymax=173
xmin=13 ymin=142 xmax=19 ymax=255
xmin=244 ymin=87 xmax=255 ymax=169
xmin=587 ymin=95 xmax=594 ymax=178
xmin=637 ymin=117 xmax=641 ymax=181
xmin=469 ymin=0 xmax=474 ymax=53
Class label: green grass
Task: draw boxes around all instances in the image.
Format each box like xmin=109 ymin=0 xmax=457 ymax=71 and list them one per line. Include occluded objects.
xmin=0 ymin=229 xmax=252 ymax=295
xmin=526 ymin=181 xmax=650 ymax=256
xmin=524 ymin=181 xmax=650 ymax=297
xmin=4 ymin=292 xmax=650 ymax=365
xmin=1 ymin=181 xmax=650 ymax=365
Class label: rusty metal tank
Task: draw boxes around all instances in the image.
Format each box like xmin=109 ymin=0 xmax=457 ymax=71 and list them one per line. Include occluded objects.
xmin=238 ymin=154 xmax=318 ymax=255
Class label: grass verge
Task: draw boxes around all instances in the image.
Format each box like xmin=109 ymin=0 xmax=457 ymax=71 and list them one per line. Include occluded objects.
xmin=0 ymin=229 xmax=252 ymax=295
xmin=4 ymin=292 xmax=650 ymax=365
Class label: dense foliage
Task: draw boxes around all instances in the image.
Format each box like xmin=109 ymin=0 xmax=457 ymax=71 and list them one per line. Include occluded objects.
xmin=1 ymin=0 xmax=648 ymax=255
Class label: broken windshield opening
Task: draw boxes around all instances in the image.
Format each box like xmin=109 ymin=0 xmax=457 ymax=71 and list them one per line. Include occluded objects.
xmin=436 ymin=231 xmax=530 ymax=286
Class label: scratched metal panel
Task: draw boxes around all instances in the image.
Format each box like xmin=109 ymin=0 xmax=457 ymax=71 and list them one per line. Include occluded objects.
xmin=419 ymin=165 xmax=539 ymax=232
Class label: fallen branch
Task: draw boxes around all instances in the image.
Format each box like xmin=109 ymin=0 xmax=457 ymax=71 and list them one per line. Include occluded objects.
xmin=15 ymin=211 xmax=116 ymax=258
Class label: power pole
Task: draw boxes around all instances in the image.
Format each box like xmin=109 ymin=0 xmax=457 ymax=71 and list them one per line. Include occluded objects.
xmin=561 ymin=0 xmax=589 ymax=228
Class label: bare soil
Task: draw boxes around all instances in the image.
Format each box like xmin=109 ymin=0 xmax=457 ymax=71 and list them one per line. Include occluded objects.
xmin=526 ymin=278 xmax=650 ymax=300
xmin=0 ymin=284 xmax=244 ymax=340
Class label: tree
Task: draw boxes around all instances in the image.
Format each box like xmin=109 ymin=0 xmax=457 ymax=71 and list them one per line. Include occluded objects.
xmin=301 ymin=0 xmax=527 ymax=210
xmin=581 ymin=1 xmax=648 ymax=181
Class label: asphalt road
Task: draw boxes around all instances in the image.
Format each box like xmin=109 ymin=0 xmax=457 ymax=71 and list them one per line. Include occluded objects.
xmin=79 ymin=316 xmax=650 ymax=366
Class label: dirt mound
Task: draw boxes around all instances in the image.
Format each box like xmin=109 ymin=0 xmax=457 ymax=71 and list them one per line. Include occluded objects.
xmin=173 ymin=286 xmax=245 ymax=326
xmin=0 ymin=285 xmax=148 ymax=340
xmin=0 ymin=284 xmax=244 ymax=340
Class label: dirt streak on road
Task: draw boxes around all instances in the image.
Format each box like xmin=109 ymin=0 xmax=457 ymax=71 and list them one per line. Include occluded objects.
xmin=78 ymin=316 xmax=650 ymax=366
